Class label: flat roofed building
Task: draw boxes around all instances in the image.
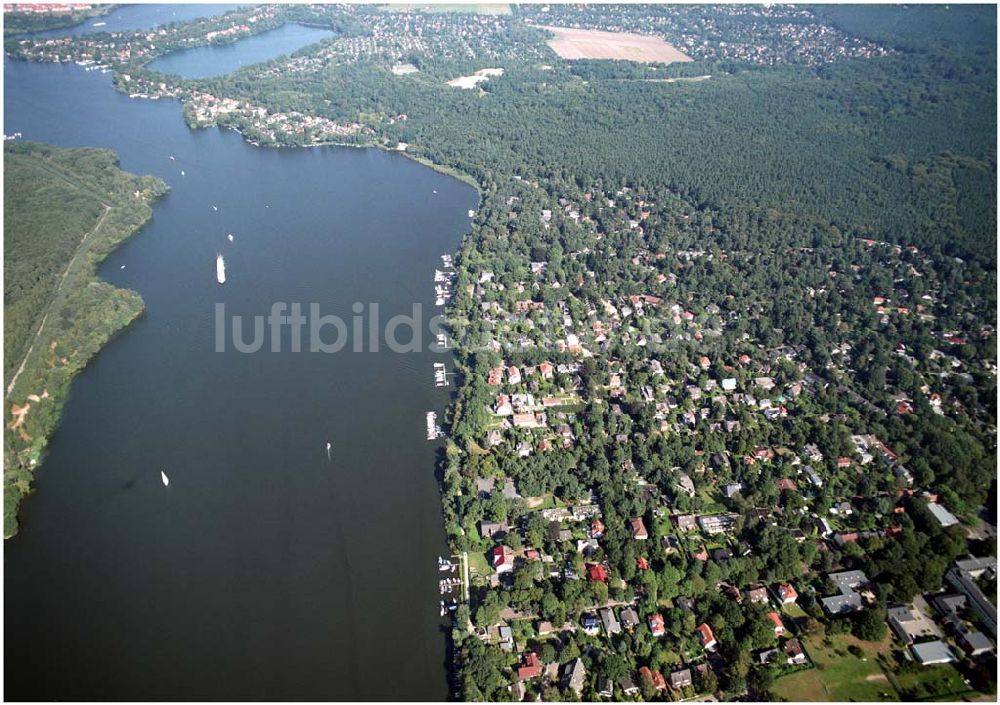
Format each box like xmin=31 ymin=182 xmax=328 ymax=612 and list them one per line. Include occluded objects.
xmin=910 ymin=640 xmax=956 ymax=665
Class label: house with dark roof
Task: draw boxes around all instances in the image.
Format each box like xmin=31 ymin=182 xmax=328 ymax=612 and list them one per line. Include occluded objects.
xmin=911 ymin=640 xmax=956 ymax=665
xmin=822 ymin=570 xmax=868 ymax=615
xmin=599 ymin=607 xmax=621 ymax=636
xmin=619 ymin=674 xmax=639 ymax=696
xmin=957 ymin=628 xmax=994 ymax=657
xmin=669 ymin=668 xmax=692 ymax=689
xmin=562 ymin=658 xmax=586 ymax=696
xmin=619 ymin=607 xmax=640 ymax=630
xmin=785 ymin=638 xmax=807 ymax=665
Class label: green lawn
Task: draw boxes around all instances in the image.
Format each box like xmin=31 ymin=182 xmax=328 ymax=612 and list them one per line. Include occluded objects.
xmin=467 ymin=550 xmax=490 ymax=577
xmin=782 ymin=602 xmax=808 ymax=619
xmin=773 ymin=629 xmax=899 ymax=701
xmin=889 ymin=662 xmax=972 ymax=701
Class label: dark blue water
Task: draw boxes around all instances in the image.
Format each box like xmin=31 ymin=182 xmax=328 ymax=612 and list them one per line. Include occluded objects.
xmin=148 ymin=23 xmax=335 ymax=79
xmin=11 ymin=4 xmax=244 ymax=40
xmin=3 ymin=22 xmax=474 ymax=701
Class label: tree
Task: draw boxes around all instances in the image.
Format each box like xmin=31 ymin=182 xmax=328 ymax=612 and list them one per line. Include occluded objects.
xmin=853 ymin=606 xmax=888 ymax=642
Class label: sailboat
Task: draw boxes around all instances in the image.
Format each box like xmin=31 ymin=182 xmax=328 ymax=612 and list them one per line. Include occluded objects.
xmin=160 ymin=470 xmax=169 ymax=487
xmin=326 ymin=442 xmax=332 ymax=460
xmin=216 ymin=253 xmax=226 ymax=284
xmin=227 ymin=233 xmax=234 ymax=242
xmin=180 ymin=170 xmax=185 ymax=176
xmin=212 ymin=205 xmax=218 ymax=211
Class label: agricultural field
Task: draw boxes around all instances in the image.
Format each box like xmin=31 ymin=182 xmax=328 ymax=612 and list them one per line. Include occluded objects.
xmin=541 ymin=25 xmax=692 ymax=64
xmin=380 ymin=3 xmax=511 ymax=14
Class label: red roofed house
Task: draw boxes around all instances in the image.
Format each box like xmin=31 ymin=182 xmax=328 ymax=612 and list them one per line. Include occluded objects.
xmin=538 ymin=361 xmax=554 ymax=379
xmin=507 ymin=366 xmax=522 ymax=385
xmin=587 ymin=563 xmax=608 ymax=582
xmin=517 ymin=652 xmax=542 ymax=680
xmin=775 ymin=478 xmax=798 ymax=493
xmin=639 ymin=667 xmax=667 ymax=691
xmin=697 ymin=623 xmax=717 ymax=651
xmin=768 ymin=612 xmax=786 ymax=636
xmin=777 ymin=583 xmax=798 ymax=604
xmin=630 ymin=517 xmax=649 ymax=540
xmin=648 ymin=613 xmax=666 ymax=637
xmin=491 ymin=545 xmax=514 ymax=574
xmin=487 ymin=365 xmax=504 ymax=386
xmin=837 ymin=456 xmax=852 ymax=468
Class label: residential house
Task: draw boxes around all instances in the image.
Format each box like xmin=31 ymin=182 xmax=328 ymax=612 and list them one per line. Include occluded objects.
xmin=674 ymin=514 xmax=698 ymax=532
xmin=821 ymin=570 xmax=868 ymax=615
xmin=480 ymin=520 xmax=508 ymax=540
xmin=768 ymin=612 xmax=786 ymax=636
xmin=648 ymin=613 xmax=666 ymax=637
xmin=599 ymin=607 xmax=621 ymax=636
xmin=562 ymin=659 xmax=586 ymax=697
xmin=517 ymin=652 xmax=542 ymax=680
xmin=777 ymin=583 xmax=798 ymax=605
xmin=698 ymin=513 xmax=737 ymax=535
xmin=887 ymin=605 xmax=940 ymax=644
xmin=619 ymin=674 xmax=639 ymax=696
xmin=739 ymin=585 xmax=766 ymax=604
xmin=630 ymin=517 xmax=649 ymax=540
xmin=669 ymin=668 xmax=692 ymax=689
xmin=784 ymin=638 xmax=807 ymax=665
xmin=492 ymin=545 xmax=514 ymax=574
xmin=619 ymin=607 xmax=640 ymax=630
xmin=587 ymin=563 xmax=608 ymax=583
xmin=910 ymin=641 xmax=956 ymax=666
xmin=697 ymin=623 xmax=717 ymax=651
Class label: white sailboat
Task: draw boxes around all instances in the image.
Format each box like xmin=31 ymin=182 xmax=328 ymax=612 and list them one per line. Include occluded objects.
xmin=216 ymin=253 xmax=226 ymax=284
xmin=326 ymin=442 xmax=332 ymax=460
xmin=227 ymin=233 xmax=234 ymax=242
xmin=160 ymin=470 xmax=169 ymax=487
xmin=180 ymin=170 xmax=185 ymax=176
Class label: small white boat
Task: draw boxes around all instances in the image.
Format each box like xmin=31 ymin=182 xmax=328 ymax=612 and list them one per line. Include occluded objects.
xmin=432 ymin=190 xmax=437 ymax=194
xmin=120 ymin=265 xmax=126 ymax=270
xmin=216 ymin=254 xmax=226 ymax=284
xmin=160 ymin=470 xmax=169 ymax=487
xmin=468 ymin=210 xmax=475 ymax=218
xmin=93 ymin=21 xmax=106 ymax=26
xmin=180 ymin=170 xmax=185 ymax=176
xmin=213 ymin=205 xmax=218 ymax=211
xmin=169 ymin=155 xmax=175 ymax=160
xmin=227 ymin=233 xmax=234 ymax=242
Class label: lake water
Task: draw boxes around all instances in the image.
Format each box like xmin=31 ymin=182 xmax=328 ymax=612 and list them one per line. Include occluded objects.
xmin=11 ymin=4 xmax=243 ymax=39
xmin=3 ymin=13 xmax=475 ymax=701
xmin=148 ymin=23 xmax=336 ymax=79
